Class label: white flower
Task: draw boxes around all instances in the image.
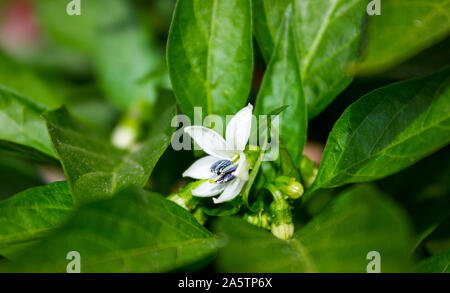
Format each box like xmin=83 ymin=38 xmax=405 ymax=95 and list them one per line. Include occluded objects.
xmin=182 ymin=104 xmax=253 ymax=204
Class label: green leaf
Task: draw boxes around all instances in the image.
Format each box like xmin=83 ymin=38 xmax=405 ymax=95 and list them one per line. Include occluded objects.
xmin=253 ymin=0 xmax=367 ymax=118
xmin=2 ymin=186 xmax=220 ymax=273
xmin=43 ymin=96 xmax=177 ymax=204
xmin=34 ymin=0 xmax=164 ymax=109
xmin=412 ymin=205 xmax=450 ymax=254
xmin=293 ymin=0 xmax=366 ymax=118
xmin=0 ymin=182 xmax=74 ymax=259
xmin=66 ymin=95 xmax=119 ymax=135
xmin=167 ymin=0 xmax=253 ymax=118
xmin=376 ymin=150 xmax=450 ymax=254
xmin=424 ymin=218 xmax=450 ymax=256
xmin=417 ymin=249 xmax=450 ymax=273
xmin=0 ymin=155 xmax=43 ymax=201
xmin=0 ymin=53 xmax=63 ymax=108
xmin=267 ymin=104 xmax=289 ymax=116
xmin=278 ymin=141 xmax=301 ymax=180
xmin=354 ymin=0 xmax=450 ymax=75
xmin=252 ymin=0 xmax=291 ymax=62
xmin=0 ymin=85 xmax=56 ymax=159
xmin=93 ymin=0 xmax=165 ymax=109
xmin=309 ymin=67 xmax=450 ymax=195
xmin=255 ymin=5 xmax=307 ymax=164
xmin=214 ymin=185 xmax=413 ymax=272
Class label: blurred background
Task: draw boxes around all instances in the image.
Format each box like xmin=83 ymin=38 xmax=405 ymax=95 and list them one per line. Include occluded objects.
xmin=0 ymin=0 xmax=448 ymax=263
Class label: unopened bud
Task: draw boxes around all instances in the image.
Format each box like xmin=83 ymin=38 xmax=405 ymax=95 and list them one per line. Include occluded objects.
xmin=274 ymin=176 xmax=304 ymax=199
xmin=266 ymin=184 xmax=295 ymax=239
xmin=243 ymin=212 xmax=270 ymax=230
xmin=271 ymin=222 xmax=294 ymax=240
xmin=300 ymin=156 xmax=318 ymax=188
xmin=112 ymin=126 xmax=137 ymax=149
xmin=269 ymin=199 xmax=292 ymax=225
xmin=111 ymin=100 xmax=152 ymax=149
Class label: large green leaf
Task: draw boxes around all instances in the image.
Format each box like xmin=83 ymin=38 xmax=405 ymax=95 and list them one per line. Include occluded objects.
xmin=293 ymin=0 xmax=366 ymax=118
xmin=43 ymin=96 xmax=176 ymax=204
xmin=417 ymin=249 xmax=450 ymax=273
xmin=167 ymin=0 xmax=253 ymax=118
xmin=309 ymin=67 xmax=450 ymax=195
xmin=0 ymin=85 xmax=56 ymax=159
xmin=0 ymin=182 xmax=74 ymax=259
xmin=376 ymin=150 xmax=450 ymax=253
xmin=253 ymin=0 xmax=366 ymax=118
xmin=255 ymin=5 xmax=307 ymax=164
xmin=354 ymin=0 xmax=450 ymax=75
xmin=252 ymin=0 xmax=291 ymax=62
xmin=2 ymin=186 xmax=220 ymax=273
xmin=214 ymin=185 xmax=412 ymax=272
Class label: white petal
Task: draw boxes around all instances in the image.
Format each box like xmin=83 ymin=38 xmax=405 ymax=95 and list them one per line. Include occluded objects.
xmin=213 ymin=179 xmax=245 ymax=204
xmin=226 ymin=103 xmax=253 ymax=151
xmin=182 ymin=156 xmax=218 ymax=179
xmin=184 ymin=126 xmax=232 ymax=159
xmin=234 ymin=152 xmax=250 ymax=181
xmin=192 ymin=180 xmax=226 ymax=197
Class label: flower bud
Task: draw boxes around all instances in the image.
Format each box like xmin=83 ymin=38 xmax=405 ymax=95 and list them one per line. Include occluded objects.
xmin=274 ymin=176 xmax=304 ymax=199
xmin=112 ymin=126 xmax=137 ymax=149
xmin=243 ymin=212 xmax=270 ymax=230
xmin=269 ymin=199 xmax=292 ymax=225
xmin=271 ymin=222 xmax=294 ymax=240
xmin=265 ymin=184 xmax=295 ymax=239
xmin=300 ymin=156 xmax=318 ymax=188
xmin=111 ymin=100 xmax=152 ymax=149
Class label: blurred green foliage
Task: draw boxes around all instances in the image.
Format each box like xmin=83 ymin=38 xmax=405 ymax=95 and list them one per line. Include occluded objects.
xmin=0 ymin=0 xmax=448 ymax=273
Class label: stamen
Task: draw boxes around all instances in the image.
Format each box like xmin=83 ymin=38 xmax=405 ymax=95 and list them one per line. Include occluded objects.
xmin=217 ymin=161 xmax=232 ymax=175
xmin=216 ymin=172 xmax=235 ymax=184
xmin=222 ymin=164 xmax=237 ymax=175
xmin=210 ymin=160 xmax=223 ymax=173
xmin=211 ymin=160 xmax=234 ymax=175
xmin=210 ymin=159 xmax=238 ymax=184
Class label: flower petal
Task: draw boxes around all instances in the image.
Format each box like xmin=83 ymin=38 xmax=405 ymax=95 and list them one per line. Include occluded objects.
xmin=226 ymin=103 xmax=253 ymax=151
xmin=192 ymin=180 xmax=226 ymax=197
xmin=234 ymin=152 xmax=250 ymax=181
xmin=182 ymin=155 xmax=217 ymax=179
xmin=184 ymin=126 xmax=232 ymax=159
xmin=213 ymin=179 xmax=245 ymax=204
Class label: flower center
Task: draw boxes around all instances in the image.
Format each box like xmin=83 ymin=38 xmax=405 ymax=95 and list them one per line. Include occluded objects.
xmin=210 ymin=159 xmax=237 ymax=184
